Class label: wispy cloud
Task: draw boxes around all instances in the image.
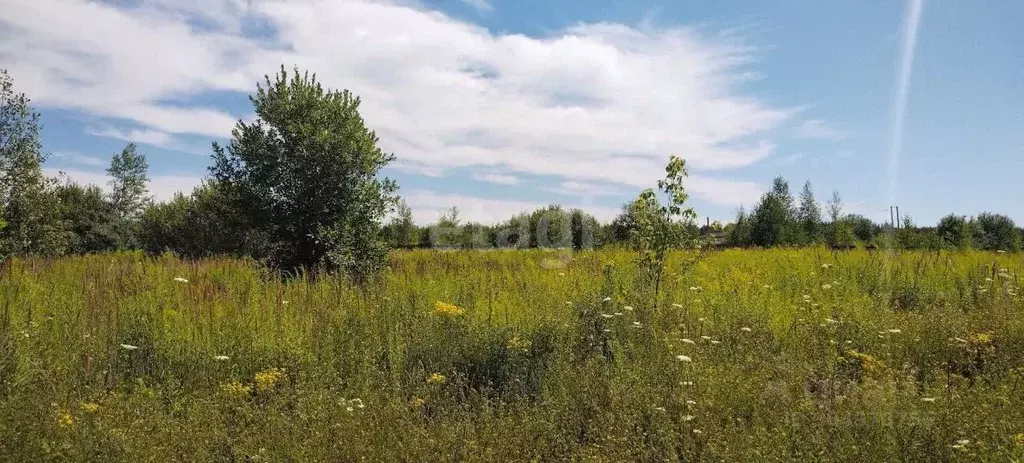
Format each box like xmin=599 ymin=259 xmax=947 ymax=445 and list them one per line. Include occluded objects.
xmin=472 ymin=171 xmax=520 ymax=185
xmin=86 ymin=126 xmax=174 ymax=147
xmin=0 ymin=0 xmax=799 ymax=198
xmin=51 ymin=151 xmax=107 ymax=168
xmin=43 ymin=167 xmax=203 ymax=201
xmin=794 ymin=119 xmax=847 ymax=141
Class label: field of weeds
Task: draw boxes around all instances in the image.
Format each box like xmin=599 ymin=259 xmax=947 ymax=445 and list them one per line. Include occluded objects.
xmin=1 ymin=249 xmax=1023 ymax=461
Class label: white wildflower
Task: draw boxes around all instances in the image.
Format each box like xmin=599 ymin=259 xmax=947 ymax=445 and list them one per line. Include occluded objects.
xmin=623 ymin=305 xmax=634 ymax=311
xmin=685 ymin=400 xmax=697 ymax=406
xmin=602 ymin=297 xmax=612 ymax=302
xmin=672 ymin=303 xmax=683 ymax=309
xmin=681 ymin=381 xmax=694 ymax=386
xmin=887 ymin=329 xmax=902 ymax=334
xmin=214 ymin=355 xmax=230 ymax=361
xmin=821 ymin=284 xmax=832 ymax=290
xmin=653 ymin=406 xmax=666 ymax=412
xmin=692 ymin=429 xmax=703 ymax=435
xmin=710 ymin=340 xmax=721 ymax=345
xmin=740 ymin=327 xmax=752 ymax=333
xmin=822 ymin=263 xmax=832 ymax=269
xmin=689 ymin=286 xmax=701 ymax=292
xmin=120 ymin=344 xmax=138 ymax=351
xmin=614 ymin=312 xmax=624 ymax=316
xmin=825 ymin=318 xmax=838 ymax=324
xmin=173 ymin=277 xmax=189 ymax=283
xmin=683 ymin=415 xmax=695 ymax=421
xmin=676 ymin=355 xmax=692 ymax=362
xmin=700 ymin=336 xmax=711 ymax=341
xmin=680 ymin=338 xmax=695 ymax=345
xmin=601 ymin=314 xmax=614 ymax=319
xmin=920 ymin=397 xmax=936 ymax=403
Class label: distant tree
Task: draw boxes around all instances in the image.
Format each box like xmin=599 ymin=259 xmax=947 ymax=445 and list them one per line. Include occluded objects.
xmin=137 ymin=183 xmax=251 ymax=258
xmin=107 ymin=143 xmax=150 ymax=221
xmin=797 ymin=180 xmax=822 ymax=244
xmin=569 ymin=208 xmax=602 ymax=250
xmin=210 ymin=66 xmax=398 ymax=279
xmin=384 ymin=199 xmax=418 ymax=249
xmin=972 ymin=212 xmax=1021 ymax=251
xmin=0 ymin=69 xmax=68 ymax=256
xmin=824 ymin=191 xmax=856 ymax=248
xmin=749 ymin=177 xmax=797 ymax=247
xmin=936 ymin=214 xmax=973 ymax=249
xmin=845 ymin=214 xmax=879 ymax=244
xmin=56 ymin=181 xmax=118 ymax=253
xmin=429 ymin=206 xmax=462 ymax=249
xmin=726 ymin=205 xmax=751 ymax=247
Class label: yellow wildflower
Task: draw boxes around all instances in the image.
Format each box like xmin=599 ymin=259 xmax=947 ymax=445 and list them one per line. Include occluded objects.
xmin=409 ymin=397 xmax=426 ymax=408
xmin=57 ymin=410 xmax=74 ymax=428
xmin=254 ymin=368 xmax=286 ymax=393
xmin=427 ymin=372 xmax=447 ymax=385
xmin=844 ymin=350 xmax=886 ymax=379
xmin=221 ymin=380 xmax=253 ymax=397
xmin=80 ymin=402 xmax=101 ymax=413
xmin=433 ymin=301 xmax=464 ymax=317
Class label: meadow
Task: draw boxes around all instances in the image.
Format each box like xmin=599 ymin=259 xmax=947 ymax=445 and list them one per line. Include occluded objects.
xmin=1 ymin=248 xmax=1022 ymax=461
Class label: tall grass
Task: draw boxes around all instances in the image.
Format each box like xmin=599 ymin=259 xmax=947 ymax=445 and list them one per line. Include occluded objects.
xmin=1 ymin=248 xmax=1022 ymax=461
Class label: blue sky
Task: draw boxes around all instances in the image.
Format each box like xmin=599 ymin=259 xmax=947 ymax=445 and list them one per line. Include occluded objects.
xmin=1 ymin=0 xmax=1021 ymax=225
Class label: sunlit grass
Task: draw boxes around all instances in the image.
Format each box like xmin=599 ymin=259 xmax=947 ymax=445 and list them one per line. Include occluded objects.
xmin=1 ymin=248 xmax=1022 ymax=461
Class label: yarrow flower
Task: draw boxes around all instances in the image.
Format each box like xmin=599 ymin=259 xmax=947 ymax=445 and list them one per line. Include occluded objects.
xmin=821 ymin=284 xmax=832 ymax=290
xmin=623 ymin=306 xmax=634 ymax=311
xmin=214 ymin=355 xmax=230 ymax=361
xmin=680 ymin=338 xmax=696 ymax=345
xmin=120 ymin=343 xmax=138 ymax=351
xmin=602 ymin=297 xmax=612 ymax=302
xmin=173 ymin=277 xmax=189 ymax=283
xmin=676 ymin=355 xmax=692 ymax=362
xmin=920 ymin=397 xmax=936 ymax=403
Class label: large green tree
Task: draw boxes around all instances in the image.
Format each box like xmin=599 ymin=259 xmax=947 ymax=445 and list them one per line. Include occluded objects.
xmin=210 ymin=66 xmax=398 ymax=278
xmin=0 ymin=70 xmax=68 ymax=256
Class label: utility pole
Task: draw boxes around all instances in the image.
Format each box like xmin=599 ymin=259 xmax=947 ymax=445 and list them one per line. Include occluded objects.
xmin=890 ymin=206 xmax=895 ymax=229
xmin=895 ymin=206 xmax=901 ymax=230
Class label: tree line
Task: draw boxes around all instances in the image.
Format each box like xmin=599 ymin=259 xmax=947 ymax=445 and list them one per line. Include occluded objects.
xmin=723 ymin=177 xmax=1022 ymax=252
xmin=1 ymin=67 xmax=1020 ymax=280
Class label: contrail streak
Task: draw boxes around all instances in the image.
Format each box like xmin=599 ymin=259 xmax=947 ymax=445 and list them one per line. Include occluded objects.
xmin=887 ymin=0 xmax=923 ymax=206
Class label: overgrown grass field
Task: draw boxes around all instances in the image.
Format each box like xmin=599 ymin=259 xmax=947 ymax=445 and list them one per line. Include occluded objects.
xmin=1 ymin=249 xmax=1023 ymax=461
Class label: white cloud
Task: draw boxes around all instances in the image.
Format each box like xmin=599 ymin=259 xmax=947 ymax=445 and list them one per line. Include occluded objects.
xmin=472 ymin=171 xmax=520 ymax=185
xmin=794 ymin=119 xmax=846 ymax=140
xmin=43 ymin=168 xmax=203 ymax=202
xmin=2 ymin=0 xmax=799 ymax=202
xmin=404 ymin=189 xmax=621 ymax=224
xmin=686 ymin=176 xmax=763 ymax=207
xmin=460 ymin=0 xmax=493 ymax=13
